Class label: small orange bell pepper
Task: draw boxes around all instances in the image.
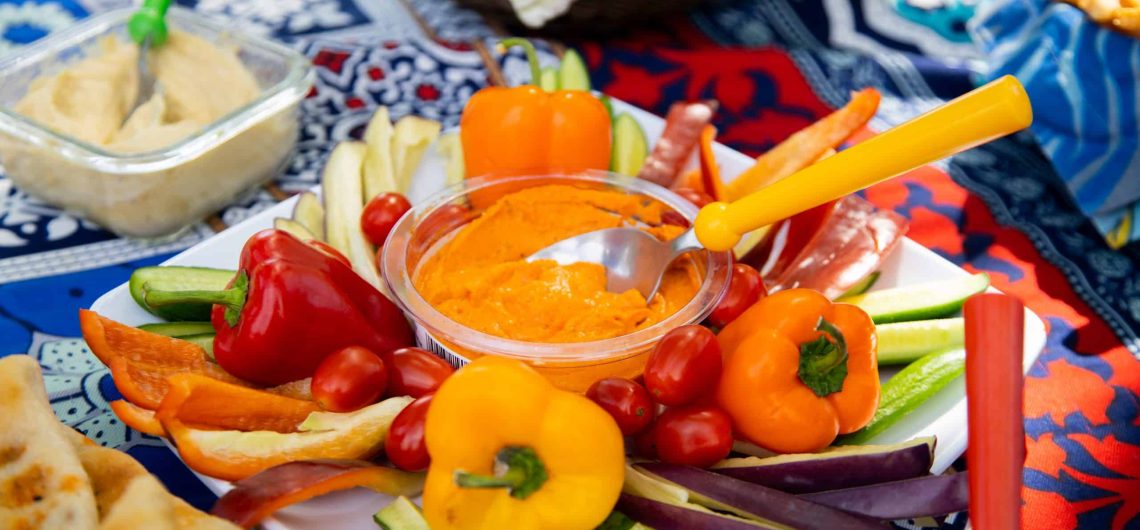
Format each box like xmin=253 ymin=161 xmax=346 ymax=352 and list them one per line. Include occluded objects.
xmin=460 ymin=39 xmax=610 ymax=190
xmin=716 ymin=289 xmax=879 ymax=453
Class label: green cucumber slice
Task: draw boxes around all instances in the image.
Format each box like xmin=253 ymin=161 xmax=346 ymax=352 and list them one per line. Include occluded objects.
xmin=539 ymin=66 xmax=559 ymax=92
xmin=373 ymin=496 xmax=430 ymax=530
xmin=838 ymin=348 xmax=965 ymax=445
xmin=838 ymin=271 xmax=880 ymax=298
xmin=559 ymin=48 xmax=591 ymax=91
xmin=138 ymin=321 xmax=215 ymax=338
xmin=876 ymin=318 xmax=964 ymax=365
xmin=842 ymin=273 xmax=989 ymax=324
xmin=611 ymin=113 xmax=649 ymax=176
xmin=180 ymin=333 xmax=215 ymax=360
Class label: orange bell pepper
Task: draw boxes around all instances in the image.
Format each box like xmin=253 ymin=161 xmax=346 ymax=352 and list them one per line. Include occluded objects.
xmin=81 ymin=309 xmax=248 ymax=408
xmin=109 ymin=399 xmax=165 ymax=436
xmin=460 ymin=39 xmax=610 ymax=194
xmin=716 ymin=289 xmax=879 ymax=453
xmin=157 ymin=374 xmax=320 ymax=432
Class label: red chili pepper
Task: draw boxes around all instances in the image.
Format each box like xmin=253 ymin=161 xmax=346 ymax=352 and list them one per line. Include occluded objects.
xmin=146 ymin=229 xmax=413 ymax=386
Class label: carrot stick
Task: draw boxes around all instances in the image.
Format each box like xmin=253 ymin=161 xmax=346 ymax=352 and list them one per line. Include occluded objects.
xmin=727 ymin=89 xmax=880 ymax=200
xmin=698 ymin=124 xmax=727 ymax=201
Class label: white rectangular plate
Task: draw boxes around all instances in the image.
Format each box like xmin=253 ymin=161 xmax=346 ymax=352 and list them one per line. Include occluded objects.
xmin=92 ymin=99 xmax=1047 ymax=529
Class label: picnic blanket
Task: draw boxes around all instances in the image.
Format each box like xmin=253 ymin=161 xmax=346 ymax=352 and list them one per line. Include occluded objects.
xmin=0 ymin=0 xmax=1137 ymax=528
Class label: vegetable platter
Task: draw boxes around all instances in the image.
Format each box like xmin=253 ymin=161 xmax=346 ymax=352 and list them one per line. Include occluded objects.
xmin=90 ymin=93 xmax=1047 ymax=530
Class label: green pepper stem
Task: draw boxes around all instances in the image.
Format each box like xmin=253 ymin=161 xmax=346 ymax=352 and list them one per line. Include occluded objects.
xmin=143 ymin=272 xmax=248 ymax=327
xmin=797 ymin=317 xmax=850 ymax=397
xmin=807 ymin=318 xmax=848 ymax=373
xmin=453 ymin=446 xmax=548 ymax=500
xmin=497 ymin=38 xmax=542 ymax=87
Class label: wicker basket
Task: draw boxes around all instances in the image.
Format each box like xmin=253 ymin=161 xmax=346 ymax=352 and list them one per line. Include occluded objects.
xmin=457 ymin=0 xmax=709 ymax=37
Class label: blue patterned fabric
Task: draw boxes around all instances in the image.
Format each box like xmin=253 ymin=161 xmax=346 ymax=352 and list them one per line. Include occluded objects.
xmin=971 ymin=0 xmax=1140 ymax=250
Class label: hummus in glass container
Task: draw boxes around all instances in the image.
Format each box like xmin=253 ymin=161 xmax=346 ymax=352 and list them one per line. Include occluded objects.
xmin=14 ymin=32 xmax=260 ymax=153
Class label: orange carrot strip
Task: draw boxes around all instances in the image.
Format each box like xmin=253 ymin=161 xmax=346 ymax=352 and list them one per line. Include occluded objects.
xmin=698 ymin=124 xmax=727 ymax=201
xmin=727 ymin=88 xmax=880 ymax=200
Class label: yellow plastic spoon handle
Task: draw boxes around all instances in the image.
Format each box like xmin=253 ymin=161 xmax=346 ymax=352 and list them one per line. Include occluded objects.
xmin=693 ymin=75 xmax=1033 ymax=252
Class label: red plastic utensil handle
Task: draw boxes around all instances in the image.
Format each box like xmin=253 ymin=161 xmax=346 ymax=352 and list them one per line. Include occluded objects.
xmin=964 ymin=293 xmax=1025 ymax=530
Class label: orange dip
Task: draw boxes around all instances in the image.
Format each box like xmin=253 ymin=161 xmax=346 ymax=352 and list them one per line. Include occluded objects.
xmin=414 ymin=185 xmax=702 ymax=343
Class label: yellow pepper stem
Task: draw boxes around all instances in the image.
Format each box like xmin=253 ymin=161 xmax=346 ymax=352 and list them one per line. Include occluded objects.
xmin=797 ymin=317 xmax=850 ymax=398
xmin=497 ymin=38 xmax=542 ymax=87
xmin=453 ymin=446 xmax=548 ymax=500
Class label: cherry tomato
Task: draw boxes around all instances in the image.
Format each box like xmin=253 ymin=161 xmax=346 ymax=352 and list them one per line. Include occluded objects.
xmin=674 ymin=188 xmax=715 ymax=208
xmin=708 ymin=263 xmax=766 ymax=329
xmin=387 ymin=347 xmax=455 ymax=398
xmin=409 ymin=204 xmax=470 ymax=260
xmin=311 ymin=346 xmax=388 ymax=412
xmin=644 ymin=325 xmax=722 ymax=406
xmin=633 ymin=422 xmax=659 ymax=459
xmin=586 ymin=378 xmax=655 ymax=436
xmin=361 ymin=192 xmax=412 ymax=247
xmin=654 ymin=405 xmax=734 ymax=467
xmin=385 ymin=393 xmax=433 ymax=471
xmin=307 ymin=240 xmax=351 ymax=268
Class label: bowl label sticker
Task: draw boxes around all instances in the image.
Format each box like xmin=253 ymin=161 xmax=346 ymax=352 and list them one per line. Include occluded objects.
xmin=414 ymin=325 xmax=470 ymax=369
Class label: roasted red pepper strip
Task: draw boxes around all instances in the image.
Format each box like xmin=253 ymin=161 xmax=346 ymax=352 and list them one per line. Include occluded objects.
xmin=211 ymin=460 xmax=425 ymax=529
xmin=638 ymin=101 xmax=717 ymax=187
xmin=145 ymin=229 xmax=413 ymax=386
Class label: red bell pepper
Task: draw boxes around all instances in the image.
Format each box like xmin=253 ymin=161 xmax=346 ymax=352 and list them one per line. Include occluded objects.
xmin=146 ymin=229 xmax=413 ymax=386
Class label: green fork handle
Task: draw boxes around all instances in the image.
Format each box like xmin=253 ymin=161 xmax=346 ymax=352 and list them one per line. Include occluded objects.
xmin=128 ymin=0 xmax=172 ymax=47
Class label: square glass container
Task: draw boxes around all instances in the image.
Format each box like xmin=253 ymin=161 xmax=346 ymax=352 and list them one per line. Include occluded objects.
xmin=0 ymin=7 xmax=314 ymax=238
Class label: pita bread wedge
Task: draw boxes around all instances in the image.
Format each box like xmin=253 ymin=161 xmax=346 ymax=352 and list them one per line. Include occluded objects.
xmin=97 ymin=475 xmax=178 ymax=530
xmin=56 ymin=427 xmax=238 ymax=530
xmin=0 ymin=355 xmax=98 ymax=530
xmin=97 ymin=475 xmax=239 ymax=530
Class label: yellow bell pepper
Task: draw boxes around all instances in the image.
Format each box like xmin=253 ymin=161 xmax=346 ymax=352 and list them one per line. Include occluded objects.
xmin=423 ymin=356 xmax=624 ymax=530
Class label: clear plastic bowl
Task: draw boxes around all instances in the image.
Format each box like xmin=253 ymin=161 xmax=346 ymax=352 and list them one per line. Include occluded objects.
xmin=381 ymin=171 xmax=733 ymax=392
xmin=0 ymin=7 xmax=313 ymax=239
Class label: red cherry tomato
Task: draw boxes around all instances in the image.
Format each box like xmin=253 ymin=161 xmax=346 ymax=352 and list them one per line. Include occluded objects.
xmin=586 ymin=378 xmax=655 ymax=436
xmin=674 ymin=188 xmax=714 ymax=208
xmin=409 ymin=204 xmax=470 ymax=261
xmin=361 ymin=192 xmax=412 ymax=247
xmin=387 ymin=347 xmax=455 ymax=398
xmin=708 ymin=263 xmax=766 ymax=329
xmin=644 ymin=325 xmax=722 ymax=406
xmin=311 ymin=346 xmax=388 ymax=412
xmin=654 ymin=405 xmax=734 ymax=468
xmin=385 ymin=393 xmax=433 ymax=471
xmin=633 ymin=422 xmax=659 ymax=459
xmin=307 ymin=240 xmax=351 ymax=268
